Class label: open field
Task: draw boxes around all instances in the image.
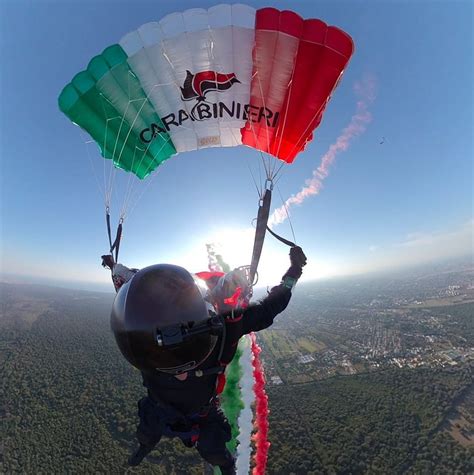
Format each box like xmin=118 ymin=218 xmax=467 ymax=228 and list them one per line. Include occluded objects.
xmin=444 ymin=384 xmax=474 ymax=448
xmin=297 ymin=337 xmax=326 ymax=353
xmin=403 ymin=297 xmax=474 ymax=309
xmin=0 ymin=301 xmax=52 ymax=330
xmin=261 ymin=330 xmax=329 ymax=359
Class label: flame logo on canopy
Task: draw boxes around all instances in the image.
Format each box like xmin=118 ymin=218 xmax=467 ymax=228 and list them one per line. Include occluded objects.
xmin=180 ymin=70 xmax=240 ymax=102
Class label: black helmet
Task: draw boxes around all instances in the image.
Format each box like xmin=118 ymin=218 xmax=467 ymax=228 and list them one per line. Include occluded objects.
xmin=111 ymin=264 xmax=219 ymax=373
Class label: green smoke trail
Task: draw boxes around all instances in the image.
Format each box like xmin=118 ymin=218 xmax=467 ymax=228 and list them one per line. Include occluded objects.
xmin=221 ymin=344 xmax=244 ymax=453
xmin=215 ymin=254 xmax=231 ymax=273
xmin=205 ymin=243 xmax=244 ymax=472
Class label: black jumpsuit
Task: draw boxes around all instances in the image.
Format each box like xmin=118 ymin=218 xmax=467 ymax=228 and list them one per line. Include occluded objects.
xmin=134 ymin=285 xmax=292 ymax=470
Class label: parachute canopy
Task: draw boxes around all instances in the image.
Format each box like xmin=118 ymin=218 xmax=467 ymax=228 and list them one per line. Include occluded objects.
xmin=59 ymin=4 xmax=354 ymax=179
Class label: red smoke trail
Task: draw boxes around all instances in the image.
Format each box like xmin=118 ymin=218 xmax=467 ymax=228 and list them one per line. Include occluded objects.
xmin=269 ymin=75 xmax=377 ymax=227
xmin=250 ymin=332 xmax=270 ymax=475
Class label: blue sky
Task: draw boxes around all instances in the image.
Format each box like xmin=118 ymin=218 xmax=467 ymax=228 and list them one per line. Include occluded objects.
xmin=1 ymin=0 xmax=472 ymax=290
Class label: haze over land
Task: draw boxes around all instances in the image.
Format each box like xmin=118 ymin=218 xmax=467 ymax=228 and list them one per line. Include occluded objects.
xmin=1 ymin=1 xmax=472 ymax=472
xmin=1 ymin=258 xmax=472 ymax=474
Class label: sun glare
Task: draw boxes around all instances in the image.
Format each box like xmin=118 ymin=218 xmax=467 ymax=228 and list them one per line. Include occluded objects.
xmin=170 ymin=225 xmax=343 ymax=289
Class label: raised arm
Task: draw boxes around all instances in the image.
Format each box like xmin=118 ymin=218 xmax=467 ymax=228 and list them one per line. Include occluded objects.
xmin=102 ymin=254 xmax=139 ymax=292
xmin=241 ymin=246 xmax=307 ymax=335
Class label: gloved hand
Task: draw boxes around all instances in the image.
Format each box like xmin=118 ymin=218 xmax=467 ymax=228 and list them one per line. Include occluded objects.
xmin=282 ymin=246 xmax=307 ymax=287
xmin=290 ymin=246 xmax=307 ymax=268
xmin=101 ymin=254 xmax=115 ymax=270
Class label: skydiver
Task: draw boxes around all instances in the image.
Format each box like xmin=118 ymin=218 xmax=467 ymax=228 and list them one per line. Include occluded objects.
xmin=101 ymin=246 xmax=307 ymax=474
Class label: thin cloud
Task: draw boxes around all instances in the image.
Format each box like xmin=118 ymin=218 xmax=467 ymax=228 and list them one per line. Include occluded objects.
xmin=395 ymin=222 xmax=473 ymax=257
xmin=350 ymin=220 xmax=473 ymax=274
xmin=269 ymin=75 xmax=377 ymax=227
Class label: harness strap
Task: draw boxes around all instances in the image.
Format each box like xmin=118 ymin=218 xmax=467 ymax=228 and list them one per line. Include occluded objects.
xmin=155 ymin=404 xmax=201 ymax=439
xmin=162 ymin=421 xmax=200 ymax=440
xmin=216 ymin=372 xmax=226 ymax=394
xmin=191 ymin=366 xmax=226 ymax=377
xmin=145 ymin=393 xmax=207 ymax=441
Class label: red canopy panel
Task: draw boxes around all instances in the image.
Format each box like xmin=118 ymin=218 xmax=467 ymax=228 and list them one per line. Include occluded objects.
xmin=242 ymin=7 xmax=355 ymax=163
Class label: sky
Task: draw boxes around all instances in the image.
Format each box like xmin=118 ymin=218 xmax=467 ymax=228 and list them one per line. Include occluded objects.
xmin=0 ymin=0 xmax=472 ymax=291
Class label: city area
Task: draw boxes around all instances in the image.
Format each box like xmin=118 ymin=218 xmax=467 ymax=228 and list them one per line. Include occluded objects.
xmin=259 ymin=262 xmax=474 ymax=385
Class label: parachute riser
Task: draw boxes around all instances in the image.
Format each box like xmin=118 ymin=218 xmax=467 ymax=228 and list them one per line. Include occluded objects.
xmin=105 ymin=208 xmax=124 ymax=265
xmin=249 ymin=188 xmax=272 ymax=285
xmin=248 ymin=181 xmax=297 ymax=287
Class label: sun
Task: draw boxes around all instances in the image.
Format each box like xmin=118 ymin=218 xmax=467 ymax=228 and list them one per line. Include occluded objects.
xmin=171 ymin=226 xmax=338 ymax=288
xmin=173 ymin=226 xmax=282 ymax=284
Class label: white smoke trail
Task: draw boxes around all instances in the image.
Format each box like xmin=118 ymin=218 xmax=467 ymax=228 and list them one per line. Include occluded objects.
xmin=269 ymin=75 xmax=377 ymax=227
xmin=236 ymin=336 xmax=255 ymax=475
